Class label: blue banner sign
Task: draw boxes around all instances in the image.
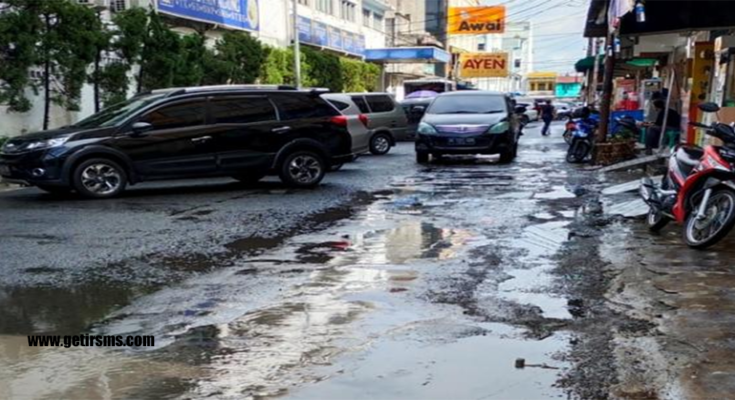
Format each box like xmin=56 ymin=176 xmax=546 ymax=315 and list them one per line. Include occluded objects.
xmin=328 ymin=26 xmax=342 ymax=50
xmin=298 ymin=16 xmax=312 ymax=43
xmin=157 ymin=0 xmax=260 ymax=31
xmin=313 ymin=22 xmax=328 ymax=46
xmin=296 ymin=16 xmax=365 ymax=56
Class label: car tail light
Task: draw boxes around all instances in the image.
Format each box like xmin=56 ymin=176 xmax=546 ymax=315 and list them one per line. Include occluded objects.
xmin=330 ymin=115 xmax=348 ymax=127
xmin=358 ymin=114 xmax=369 ymax=128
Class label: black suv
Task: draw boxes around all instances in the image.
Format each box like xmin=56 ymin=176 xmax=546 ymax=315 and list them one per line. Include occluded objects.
xmin=0 ymin=86 xmax=355 ymax=198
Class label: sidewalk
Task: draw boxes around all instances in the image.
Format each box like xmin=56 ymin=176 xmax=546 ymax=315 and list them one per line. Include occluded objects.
xmin=597 ymin=170 xmax=735 ymax=398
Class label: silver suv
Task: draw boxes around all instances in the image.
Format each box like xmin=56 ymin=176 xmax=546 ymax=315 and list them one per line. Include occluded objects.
xmin=343 ymin=93 xmax=409 ymax=155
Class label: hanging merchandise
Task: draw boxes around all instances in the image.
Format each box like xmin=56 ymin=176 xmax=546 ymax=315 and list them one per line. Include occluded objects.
xmin=614 ymin=37 xmax=621 ymax=53
xmin=635 ymin=1 xmax=646 ymax=23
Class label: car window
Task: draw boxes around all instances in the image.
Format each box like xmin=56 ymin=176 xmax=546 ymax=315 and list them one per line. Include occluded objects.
xmin=210 ymin=97 xmax=276 ymax=124
xmin=327 ymin=99 xmax=351 ymax=111
xmin=366 ymin=95 xmax=395 ymax=113
xmin=139 ymin=101 xmax=205 ymax=131
xmin=350 ymin=96 xmax=370 ymax=113
xmin=272 ymin=94 xmax=337 ymax=120
xmin=428 ymin=95 xmax=507 ymax=115
xmin=72 ymin=93 xmax=166 ymax=129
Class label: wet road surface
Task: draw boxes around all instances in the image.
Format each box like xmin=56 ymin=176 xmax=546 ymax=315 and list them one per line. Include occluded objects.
xmin=0 ymin=122 xmax=675 ymax=399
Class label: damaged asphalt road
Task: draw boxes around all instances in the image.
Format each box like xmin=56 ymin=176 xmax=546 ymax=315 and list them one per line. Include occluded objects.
xmin=1 ymin=122 xmax=713 ymax=399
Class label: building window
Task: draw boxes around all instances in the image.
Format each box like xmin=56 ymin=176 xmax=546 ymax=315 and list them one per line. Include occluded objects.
xmin=478 ymin=43 xmax=486 ymax=51
xmin=110 ymin=0 xmax=127 ymax=13
xmin=316 ymin=0 xmax=333 ymax=15
xmin=362 ymin=8 xmax=371 ymax=27
xmin=298 ymin=0 xmax=309 ymax=5
xmin=340 ymin=0 xmax=355 ymax=22
xmin=373 ymin=13 xmax=383 ymax=31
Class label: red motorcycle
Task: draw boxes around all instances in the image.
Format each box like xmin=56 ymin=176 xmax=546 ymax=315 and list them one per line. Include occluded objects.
xmin=640 ymin=102 xmax=735 ymax=249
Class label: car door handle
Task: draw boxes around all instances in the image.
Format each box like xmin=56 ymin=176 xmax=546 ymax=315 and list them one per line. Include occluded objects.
xmin=272 ymin=126 xmax=292 ymax=134
xmin=191 ymin=136 xmax=212 ymax=143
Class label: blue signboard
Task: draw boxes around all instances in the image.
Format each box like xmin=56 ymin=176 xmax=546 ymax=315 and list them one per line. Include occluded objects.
xmin=328 ymin=27 xmax=342 ymax=50
xmin=298 ymin=16 xmax=312 ymax=43
xmin=364 ymin=47 xmax=452 ymax=63
xmin=313 ymin=22 xmax=328 ymax=46
xmin=157 ymin=0 xmax=260 ymax=31
xmin=343 ymin=32 xmax=355 ymax=54
xmin=296 ymin=16 xmax=364 ymax=56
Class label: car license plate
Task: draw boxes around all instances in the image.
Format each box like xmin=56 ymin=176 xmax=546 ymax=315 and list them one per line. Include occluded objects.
xmin=0 ymin=165 xmax=9 ymax=176
xmin=447 ymin=138 xmax=475 ymax=146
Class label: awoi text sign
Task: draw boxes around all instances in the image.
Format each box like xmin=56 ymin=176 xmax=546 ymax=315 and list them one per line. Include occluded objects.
xmin=460 ymin=53 xmax=509 ymax=78
xmin=448 ymin=6 xmax=505 ymax=35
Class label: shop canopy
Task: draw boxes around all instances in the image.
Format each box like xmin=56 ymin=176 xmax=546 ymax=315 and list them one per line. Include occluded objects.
xmin=575 ymin=55 xmax=603 ymax=72
xmin=585 ymin=0 xmax=735 ymax=37
xmin=364 ymin=47 xmax=452 ymax=64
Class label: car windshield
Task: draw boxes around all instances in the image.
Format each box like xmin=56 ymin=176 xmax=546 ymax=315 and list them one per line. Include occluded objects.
xmin=72 ymin=94 xmax=166 ymax=129
xmin=428 ymin=95 xmax=506 ymax=115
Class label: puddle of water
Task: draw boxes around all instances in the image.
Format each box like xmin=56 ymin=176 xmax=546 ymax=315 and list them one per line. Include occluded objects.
xmin=288 ymin=322 xmax=568 ymax=400
xmin=534 ymin=185 xmax=576 ymax=200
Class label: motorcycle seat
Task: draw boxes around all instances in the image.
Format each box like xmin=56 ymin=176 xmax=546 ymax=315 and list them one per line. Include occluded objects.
xmin=676 ymin=146 xmax=704 ymax=167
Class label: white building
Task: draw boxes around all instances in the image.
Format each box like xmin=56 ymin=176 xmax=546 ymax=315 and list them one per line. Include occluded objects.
xmin=473 ymin=21 xmax=534 ymax=93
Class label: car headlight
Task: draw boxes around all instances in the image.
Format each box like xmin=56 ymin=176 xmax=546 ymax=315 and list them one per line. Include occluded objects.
xmin=23 ymin=137 xmax=71 ymax=151
xmin=418 ymin=122 xmax=438 ymax=135
xmin=488 ymin=122 xmax=509 ymax=134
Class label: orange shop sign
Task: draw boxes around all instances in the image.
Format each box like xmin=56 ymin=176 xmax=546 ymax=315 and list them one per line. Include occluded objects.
xmin=448 ymin=6 xmax=506 ymax=35
xmin=460 ymin=53 xmax=509 ymax=78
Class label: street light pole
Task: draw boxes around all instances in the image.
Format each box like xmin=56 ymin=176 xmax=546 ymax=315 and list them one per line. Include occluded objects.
xmin=292 ymin=0 xmax=301 ymax=88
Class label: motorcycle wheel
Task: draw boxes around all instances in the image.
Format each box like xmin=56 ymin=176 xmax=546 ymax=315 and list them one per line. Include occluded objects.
xmin=647 ymin=207 xmax=670 ymax=232
xmin=566 ymin=140 xmax=590 ymax=163
xmin=683 ymin=188 xmax=735 ymax=249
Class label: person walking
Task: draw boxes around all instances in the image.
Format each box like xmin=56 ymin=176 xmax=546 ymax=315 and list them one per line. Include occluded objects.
xmin=541 ymin=100 xmax=556 ymax=136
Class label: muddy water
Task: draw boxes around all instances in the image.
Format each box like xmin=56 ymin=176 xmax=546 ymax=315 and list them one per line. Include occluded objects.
xmin=0 ymin=130 xmax=586 ymax=399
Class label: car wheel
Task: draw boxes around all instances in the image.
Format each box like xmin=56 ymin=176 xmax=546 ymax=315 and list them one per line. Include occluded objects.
xmin=329 ymin=163 xmax=344 ymax=172
xmin=279 ymin=150 xmax=326 ymax=188
xmin=416 ymin=152 xmax=429 ymax=164
xmin=72 ymin=158 xmax=127 ymax=199
xmin=370 ymin=133 xmax=392 ymax=155
xmin=36 ymin=185 xmax=72 ymax=195
xmin=232 ymin=172 xmax=267 ymax=184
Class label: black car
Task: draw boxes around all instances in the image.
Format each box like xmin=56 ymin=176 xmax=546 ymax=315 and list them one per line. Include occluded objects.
xmin=415 ymin=91 xmax=522 ymax=164
xmin=0 ymin=85 xmax=355 ymax=198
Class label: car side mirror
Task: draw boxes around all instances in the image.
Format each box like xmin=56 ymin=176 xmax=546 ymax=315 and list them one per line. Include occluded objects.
xmin=130 ymin=122 xmax=153 ymax=136
xmin=514 ymin=106 xmax=527 ymax=114
xmin=698 ymin=102 xmax=720 ymax=113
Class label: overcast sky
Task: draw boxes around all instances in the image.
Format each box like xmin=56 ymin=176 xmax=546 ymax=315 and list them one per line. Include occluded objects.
xmin=482 ymin=0 xmax=590 ymax=73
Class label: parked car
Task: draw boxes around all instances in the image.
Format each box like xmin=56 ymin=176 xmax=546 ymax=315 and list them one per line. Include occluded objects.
xmin=400 ymin=97 xmax=434 ymax=140
xmin=345 ymin=93 xmax=409 ymax=155
xmin=321 ymin=93 xmax=371 ymax=158
xmin=514 ymin=99 xmax=539 ymax=125
xmin=0 ymin=85 xmax=357 ymax=198
xmin=553 ymin=102 xmax=574 ymax=120
xmin=415 ymin=91 xmax=522 ymax=164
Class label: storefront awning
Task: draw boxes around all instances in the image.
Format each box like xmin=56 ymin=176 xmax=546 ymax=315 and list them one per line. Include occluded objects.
xmin=364 ymin=47 xmax=452 ymax=64
xmin=575 ymin=55 xmax=603 ymax=72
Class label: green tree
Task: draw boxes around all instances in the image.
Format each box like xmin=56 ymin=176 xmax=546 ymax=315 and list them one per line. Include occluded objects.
xmin=302 ymin=47 xmax=343 ymax=92
xmin=0 ymin=0 xmax=43 ymax=112
xmin=38 ymin=0 xmax=103 ymax=129
xmin=173 ymin=34 xmax=207 ymax=87
xmin=94 ymin=7 xmax=148 ymax=108
xmin=138 ymin=10 xmax=181 ymax=91
xmin=202 ymin=31 xmax=265 ymax=85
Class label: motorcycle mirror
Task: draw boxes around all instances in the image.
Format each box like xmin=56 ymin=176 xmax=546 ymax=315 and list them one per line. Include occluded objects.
xmin=698 ymin=102 xmax=721 ymax=113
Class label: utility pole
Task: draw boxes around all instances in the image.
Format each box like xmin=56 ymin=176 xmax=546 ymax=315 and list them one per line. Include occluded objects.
xmin=292 ymin=0 xmax=301 ymax=88
xmin=590 ymin=38 xmax=601 ymax=107
xmin=597 ymin=33 xmax=616 ymax=144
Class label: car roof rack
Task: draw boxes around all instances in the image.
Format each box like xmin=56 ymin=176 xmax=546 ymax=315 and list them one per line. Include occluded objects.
xmin=147 ymin=85 xmax=301 ymax=97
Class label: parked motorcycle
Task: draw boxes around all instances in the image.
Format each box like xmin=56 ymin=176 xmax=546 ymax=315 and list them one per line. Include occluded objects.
xmin=563 ymin=117 xmax=576 ymax=145
xmin=640 ymin=102 xmax=735 ymax=249
xmin=566 ymin=118 xmax=597 ymax=163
